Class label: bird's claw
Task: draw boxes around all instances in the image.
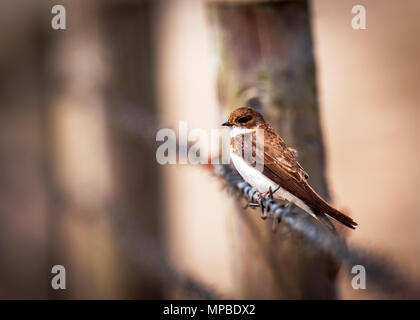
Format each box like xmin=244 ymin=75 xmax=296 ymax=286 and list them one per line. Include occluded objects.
xmin=260 ymin=185 xmax=281 ymax=199
xmin=245 ymin=186 xmax=283 ymax=223
xmin=258 ymin=198 xmax=267 ymax=219
xmin=244 ymin=196 xmax=267 ymax=220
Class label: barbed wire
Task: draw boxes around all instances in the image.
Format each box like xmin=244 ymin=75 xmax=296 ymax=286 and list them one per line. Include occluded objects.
xmin=104 ymin=100 xmax=420 ymax=299
xmin=213 ymin=163 xmax=420 ymax=298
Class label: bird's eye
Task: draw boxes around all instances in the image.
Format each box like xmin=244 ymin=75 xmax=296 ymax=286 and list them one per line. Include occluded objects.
xmin=237 ymin=116 xmax=251 ymax=124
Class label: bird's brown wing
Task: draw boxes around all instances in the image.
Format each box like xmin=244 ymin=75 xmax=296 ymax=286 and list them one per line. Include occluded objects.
xmin=232 ymin=130 xmax=308 ymax=183
xmin=232 ymin=131 xmax=311 ymax=196
xmin=263 ymin=139 xmax=357 ymax=229
xmin=261 ymin=138 xmax=316 ymax=204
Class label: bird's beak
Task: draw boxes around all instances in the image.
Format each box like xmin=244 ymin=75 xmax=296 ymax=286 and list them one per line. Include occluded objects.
xmin=222 ymin=122 xmax=234 ymax=127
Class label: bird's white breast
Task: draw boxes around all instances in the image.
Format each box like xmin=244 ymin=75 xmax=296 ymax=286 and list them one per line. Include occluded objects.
xmin=230 ymin=152 xmax=276 ymax=193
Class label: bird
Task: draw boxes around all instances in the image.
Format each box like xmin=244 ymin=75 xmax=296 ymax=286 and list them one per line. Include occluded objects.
xmin=222 ymin=106 xmax=357 ymax=231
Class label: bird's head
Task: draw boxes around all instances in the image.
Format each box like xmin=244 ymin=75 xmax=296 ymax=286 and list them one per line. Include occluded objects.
xmin=222 ymin=107 xmax=265 ymax=130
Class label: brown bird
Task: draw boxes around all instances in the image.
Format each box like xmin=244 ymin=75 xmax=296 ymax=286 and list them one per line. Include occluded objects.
xmin=222 ymin=106 xmax=357 ymax=230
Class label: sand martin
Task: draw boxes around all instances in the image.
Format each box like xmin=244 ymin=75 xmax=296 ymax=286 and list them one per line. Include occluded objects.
xmin=222 ymin=107 xmax=357 ymax=230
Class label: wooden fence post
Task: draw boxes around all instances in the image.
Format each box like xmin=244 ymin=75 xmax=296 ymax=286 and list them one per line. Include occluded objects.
xmin=208 ymin=0 xmax=338 ymax=299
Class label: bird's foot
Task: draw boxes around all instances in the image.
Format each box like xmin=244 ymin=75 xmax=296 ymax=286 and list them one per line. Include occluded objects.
xmin=244 ymin=194 xmax=268 ymax=220
xmin=258 ymin=197 xmax=267 ymax=219
xmin=244 ymin=199 xmax=267 ymax=220
xmin=245 ymin=186 xmax=281 ymax=221
xmin=260 ymin=185 xmax=281 ymax=200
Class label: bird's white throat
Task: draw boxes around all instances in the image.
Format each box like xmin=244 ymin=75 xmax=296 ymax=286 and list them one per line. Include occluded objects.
xmin=230 ymin=126 xmax=257 ymax=138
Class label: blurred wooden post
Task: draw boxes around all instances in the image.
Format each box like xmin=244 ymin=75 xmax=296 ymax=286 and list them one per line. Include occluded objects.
xmin=48 ymin=0 xmax=163 ymax=298
xmin=0 ymin=1 xmax=51 ymax=299
xmin=208 ymin=0 xmax=338 ymax=299
xmin=97 ymin=0 xmax=164 ymax=298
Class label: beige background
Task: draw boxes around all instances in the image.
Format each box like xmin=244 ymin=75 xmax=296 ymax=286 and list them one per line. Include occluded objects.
xmin=0 ymin=0 xmax=419 ymax=299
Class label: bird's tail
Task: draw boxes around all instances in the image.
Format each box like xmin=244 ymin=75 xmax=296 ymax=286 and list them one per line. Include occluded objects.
xmin=303 ymin=182 xmax=358 ymax=230
xmin=315 ymin=204 xmax=357 ymax=230
xmin=314 ymin=211 xmax=337 ymax=232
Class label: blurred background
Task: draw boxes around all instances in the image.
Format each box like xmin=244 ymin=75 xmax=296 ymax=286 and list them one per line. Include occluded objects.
xmin=1 ymin=0 xmax=419 ymax=299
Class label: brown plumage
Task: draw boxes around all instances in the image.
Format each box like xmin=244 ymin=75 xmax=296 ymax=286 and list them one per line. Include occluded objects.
xmin=223 ymin=107 xmax=357 ymax=230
